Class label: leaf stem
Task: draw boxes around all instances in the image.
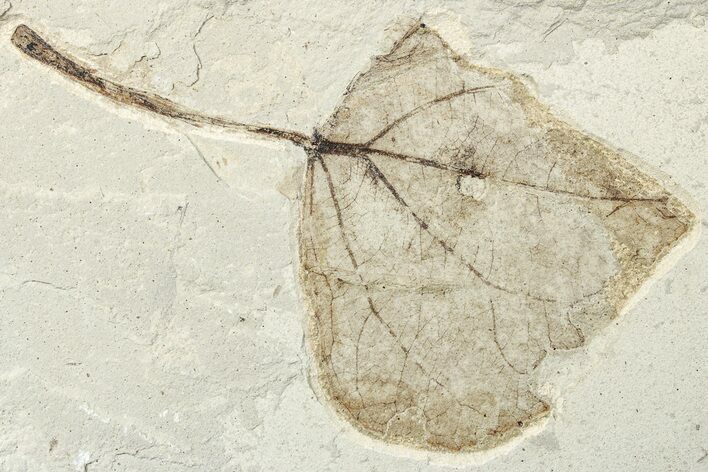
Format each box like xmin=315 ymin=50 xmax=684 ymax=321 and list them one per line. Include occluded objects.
xmin=11 ymin=24 xmax=311 ymax=147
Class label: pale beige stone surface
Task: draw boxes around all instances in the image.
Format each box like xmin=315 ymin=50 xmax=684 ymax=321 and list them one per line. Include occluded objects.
xmin=0 ymin=1 xmax=706 ymax=471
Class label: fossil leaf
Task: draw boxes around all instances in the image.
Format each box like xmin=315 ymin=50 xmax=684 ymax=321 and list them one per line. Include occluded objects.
xmin=299 ymin=24 xmax=695 ymax=452
xmin=11 ymin=22 xmax=697 ymax=455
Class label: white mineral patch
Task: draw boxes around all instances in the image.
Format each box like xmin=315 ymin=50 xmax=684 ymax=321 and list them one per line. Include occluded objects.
xmin=457 ymin=175 xmax=487 ymax=200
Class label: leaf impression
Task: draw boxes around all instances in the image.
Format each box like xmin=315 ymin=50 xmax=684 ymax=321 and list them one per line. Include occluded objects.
xmin=11 ymin=22 xmax=698 ymax=453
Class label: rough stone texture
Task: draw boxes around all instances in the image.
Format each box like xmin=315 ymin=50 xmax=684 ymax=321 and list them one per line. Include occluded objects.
xmin=0 ymin=1 xmax=706 ymax=471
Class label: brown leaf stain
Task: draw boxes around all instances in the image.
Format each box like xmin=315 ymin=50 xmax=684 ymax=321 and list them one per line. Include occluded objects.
xmin=11 ymin=22 xmax=698 ymax=454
